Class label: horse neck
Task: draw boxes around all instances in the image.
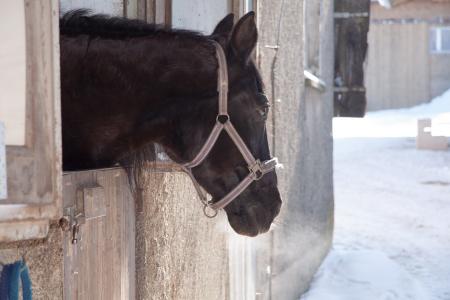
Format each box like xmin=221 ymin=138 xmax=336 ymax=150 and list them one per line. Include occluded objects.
xmin=118 ymin=36 xmax=221 ymax=161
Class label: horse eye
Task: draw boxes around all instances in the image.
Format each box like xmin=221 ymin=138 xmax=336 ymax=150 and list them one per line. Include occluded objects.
xmin=257 ymin=93 xmax=269 ymax=105
xmin=259 ymin=105 xmax=270 ymax=119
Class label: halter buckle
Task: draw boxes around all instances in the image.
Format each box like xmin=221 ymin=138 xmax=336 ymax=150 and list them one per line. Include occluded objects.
xmin=249 ymin=160 xmax=264 ymax=180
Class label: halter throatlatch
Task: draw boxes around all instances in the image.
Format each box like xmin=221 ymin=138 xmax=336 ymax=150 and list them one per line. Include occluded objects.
xmin=182 ymin=41 xmax=279 ymax=218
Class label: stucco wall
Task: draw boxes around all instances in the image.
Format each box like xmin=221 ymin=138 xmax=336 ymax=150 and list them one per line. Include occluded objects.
xmin=258 ymin=1 xmax=334 ymax=299
xmin=0 ymin=225 xmax=63 ymax=300
xmin=136 ymin=171 xmax=230 ymax=300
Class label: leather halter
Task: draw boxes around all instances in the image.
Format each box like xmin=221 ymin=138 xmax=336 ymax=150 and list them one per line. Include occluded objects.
xmin=182 ymin=41 xmax=279 ymax=218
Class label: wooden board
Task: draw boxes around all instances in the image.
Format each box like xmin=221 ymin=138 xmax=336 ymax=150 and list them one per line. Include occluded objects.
xmin=0 ymin=0 xmax=62 ymax=243
xmin=3 ymin=0 xmax=62 ymax=208
xmin=366 ymin=23 xmax=430 ymax=110
xmin=63 ymin=168 xmax=135 ymax=300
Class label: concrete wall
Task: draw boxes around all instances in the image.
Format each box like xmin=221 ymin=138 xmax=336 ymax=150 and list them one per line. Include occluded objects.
xmin=366 ymin=1 xmax=450 ymax=111
xmin=258 ymin=1 xmax=334 ymax=299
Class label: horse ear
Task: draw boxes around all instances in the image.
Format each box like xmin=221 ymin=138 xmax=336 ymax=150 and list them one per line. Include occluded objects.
xmin=231 ymin=12 xmax=257 ymax=63
xmin=212 ymin=13 xmax=234 ymax=36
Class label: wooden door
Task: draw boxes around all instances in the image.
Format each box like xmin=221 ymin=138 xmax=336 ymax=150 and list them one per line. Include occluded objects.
xmin=63 ymin=169 xmax=135 ymax=300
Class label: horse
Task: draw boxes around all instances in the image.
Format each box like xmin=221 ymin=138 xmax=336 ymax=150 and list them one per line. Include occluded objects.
xmin=59 ymin=10 xmax=282 ymax=236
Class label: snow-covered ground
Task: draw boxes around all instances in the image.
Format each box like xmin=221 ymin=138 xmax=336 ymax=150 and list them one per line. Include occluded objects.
xmin=301 ymin=90 xmax=450 ymax=300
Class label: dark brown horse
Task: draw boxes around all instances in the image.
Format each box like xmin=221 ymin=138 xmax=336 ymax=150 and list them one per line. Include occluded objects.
xmin=60 ymin=10 xmax=281 ymax=236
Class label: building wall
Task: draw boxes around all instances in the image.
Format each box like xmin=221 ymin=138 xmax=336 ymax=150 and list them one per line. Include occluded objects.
xmin=366 ymin=22 xmax=431 ymax=110
xmin=366 ymin=0 xmax=450 ymax=111
xmin=258 ymin=1 xmax=334 ymax=299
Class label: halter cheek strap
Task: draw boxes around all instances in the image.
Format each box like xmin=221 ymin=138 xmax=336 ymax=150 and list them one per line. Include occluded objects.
xmin=182 ymin=41 xmax=279 ymax=218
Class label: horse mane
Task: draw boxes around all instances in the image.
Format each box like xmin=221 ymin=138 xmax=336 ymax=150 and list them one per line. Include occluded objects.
xmin=60 ymin=9 xmax=206 ymax=40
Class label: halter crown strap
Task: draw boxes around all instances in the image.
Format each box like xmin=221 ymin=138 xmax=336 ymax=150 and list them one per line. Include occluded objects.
xmin=182 ymin=40 xmax=279 ymax=217
xmin=216 ymin=43 xmax=228 ymax=116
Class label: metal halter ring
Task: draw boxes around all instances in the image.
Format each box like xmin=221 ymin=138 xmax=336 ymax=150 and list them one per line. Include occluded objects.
xmin=203 ymin=204 xmax=218 ymax=218
xmin=249 ymin=160 xmax=264 ymax=181
xmin=216 ymin=114 xmax=229 ymax=124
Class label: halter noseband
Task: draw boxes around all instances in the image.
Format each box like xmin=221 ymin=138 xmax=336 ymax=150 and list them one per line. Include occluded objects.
xmin=182 ymin=41 xmax=279 ymax=218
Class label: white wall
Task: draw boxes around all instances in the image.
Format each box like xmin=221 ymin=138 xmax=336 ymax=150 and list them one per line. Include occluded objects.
xmin=0 ymin=1 xmax=26 ymax=145
xmin=171 ymin=0 xmax=230 ymax=33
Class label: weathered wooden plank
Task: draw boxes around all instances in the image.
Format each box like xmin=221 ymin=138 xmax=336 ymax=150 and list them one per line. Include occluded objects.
xmin=63 ymin=169 xmax=135 ymax=300
xmin=3 ymin=0 xmax=62 ymax=212
xmin=83 ymin=185 xmax=106 ymax=219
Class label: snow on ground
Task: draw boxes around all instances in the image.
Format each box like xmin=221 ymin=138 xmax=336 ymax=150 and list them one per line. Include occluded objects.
xmin=301 ymin=90 xmax=450 ymax=300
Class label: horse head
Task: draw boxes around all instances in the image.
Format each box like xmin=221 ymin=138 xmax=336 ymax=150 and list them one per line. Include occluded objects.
xmin=173 ymin=13 xmax=282 ymax=236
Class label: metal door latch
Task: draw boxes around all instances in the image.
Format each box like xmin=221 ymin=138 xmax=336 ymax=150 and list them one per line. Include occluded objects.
xmin=60 ymin=185 xmax=105 ymax=245
xmin=61 ymin=206 xmax=85 ymax=244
